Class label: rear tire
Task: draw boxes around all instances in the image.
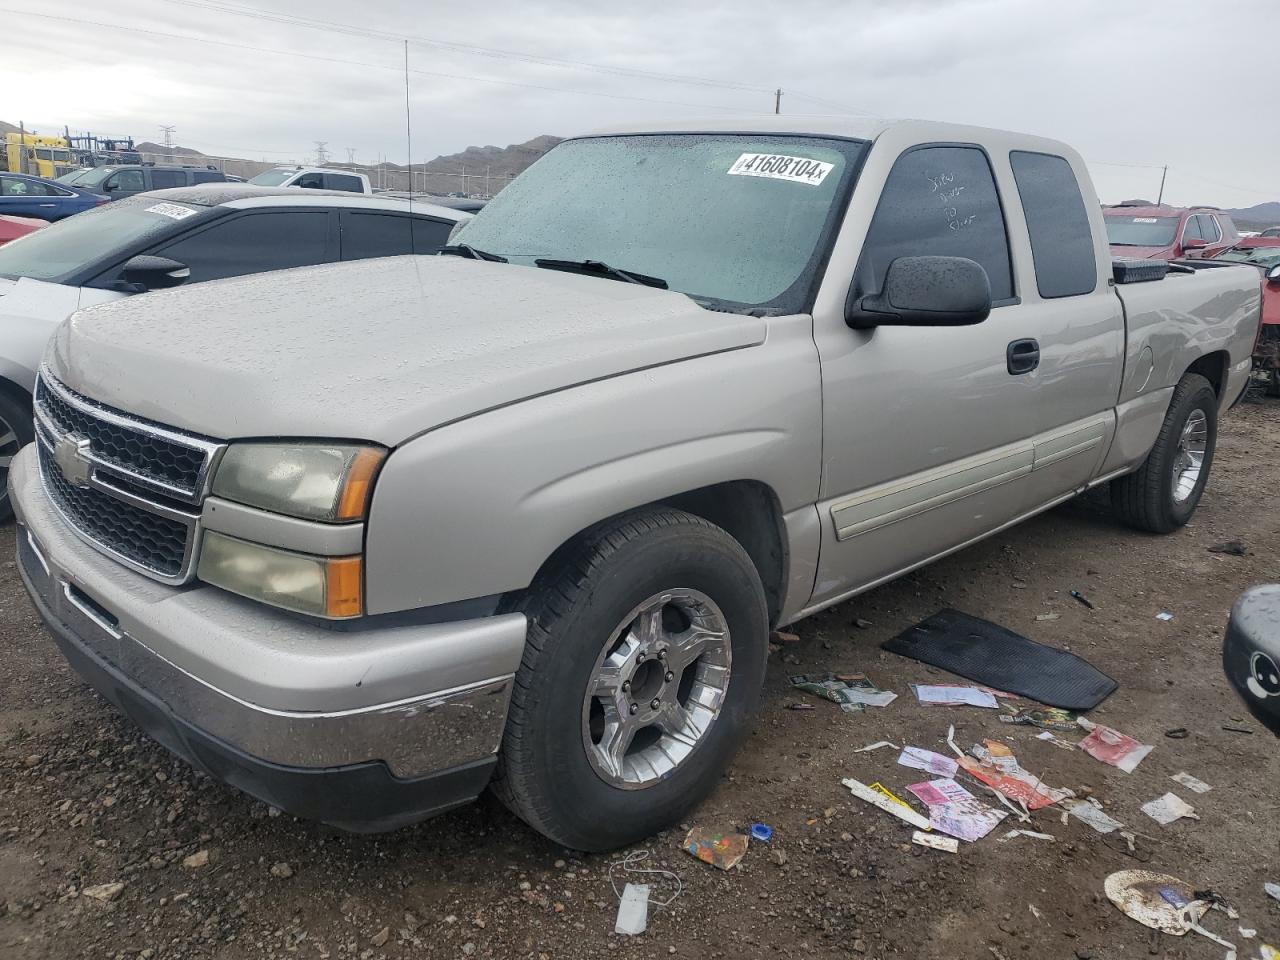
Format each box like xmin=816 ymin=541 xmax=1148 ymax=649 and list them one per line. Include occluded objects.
xmin=0 ymin=389 xmax=34 ymax=524
xmin=1111 ymin=373 xmax=1217 ymax=533
xmin=491 ymin=507 xmax=769 ymax=851
xmin=1267 ymin=370 xmax=1280 ymax=398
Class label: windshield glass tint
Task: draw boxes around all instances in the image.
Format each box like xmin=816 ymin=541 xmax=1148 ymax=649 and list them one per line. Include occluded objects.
xmin=453 ymin=134 xmax=866 ymax=311
xmin=73 ymin=167 xmax=118 ymax=188
xmin=1218 ymin=245 xmax=1280 ymax=268
xmin=249 ymin=169 xmax=295 ymax=186
xmin=0 ymin=197 xmax=201 ymax=281
xmin=1105 ymin=215 xmax=1180 ymax=247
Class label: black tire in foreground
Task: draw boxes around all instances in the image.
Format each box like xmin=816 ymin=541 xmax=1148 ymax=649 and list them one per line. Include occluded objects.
xmin=1112 ymin=373 xmax=1218 ymax=534
xmin=492 ymin=507 xmax=769 ymax=851
xmin=0 ymin=389 xmax=33 ymax=524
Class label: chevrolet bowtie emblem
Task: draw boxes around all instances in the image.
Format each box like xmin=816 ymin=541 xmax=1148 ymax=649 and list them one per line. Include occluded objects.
xmin=54 ymin=435 xmax=93 ymax=488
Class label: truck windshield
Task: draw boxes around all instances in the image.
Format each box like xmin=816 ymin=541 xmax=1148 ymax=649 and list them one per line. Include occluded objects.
xmin=1105 ymin=215 xmax=1180 ymax=247
xmin=1216 ymin=245 xmax=1280 ymax=268
xmin=0 ymin=197 xmax=205 ymax=282
xmin=72 ymin=167 xmax=118 ymax=188
xmin=249 ymin=169 xmax=295 ymax=186
xmin=451 ymin=134 xmax=867 ymax=313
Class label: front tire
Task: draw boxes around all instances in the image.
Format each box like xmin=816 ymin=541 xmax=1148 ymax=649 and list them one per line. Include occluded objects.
xmin=0 ymin=389 xmax=34 ymax=524
xmin=492 ymin=507 xmax=769 ymax=851
xmin=1112 ymin=373 xmax=1218 ymax=533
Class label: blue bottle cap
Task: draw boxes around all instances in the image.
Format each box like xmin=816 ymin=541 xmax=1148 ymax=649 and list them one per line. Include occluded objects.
xmin=750 ymin=823 xmax=773 ymax=842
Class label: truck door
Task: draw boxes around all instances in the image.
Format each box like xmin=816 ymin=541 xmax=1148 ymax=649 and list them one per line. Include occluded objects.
xmin=807 ymin=141 xmax=1042 ymax=611
xmin=1005 ymin=150 xmax=1124 ymax=507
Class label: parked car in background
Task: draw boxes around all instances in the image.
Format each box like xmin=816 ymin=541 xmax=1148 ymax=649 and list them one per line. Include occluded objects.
xmin=0 ymin=184 xmax=471 ymax=518
xmin=376 ymin=191 xmax=488 ymax=213
xmin=249 ymin=166 xmax=372 ymax=194
xmin=1208 ymin=237 xmax=1280 ymax=395
xmin=8 ymin=117 xmax=1261 ymax=850
xmin=0 ymin=173 xmax=107 ymax=221
xmin=1104 ymin=203 xmax=1239 ymax=259
xmin=73 ymin=165 xmax=229 ymax=201
xmin=0 ymin=216 xmax=47 ymax=247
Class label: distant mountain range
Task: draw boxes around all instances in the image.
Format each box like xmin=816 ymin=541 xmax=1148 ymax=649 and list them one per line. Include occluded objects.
xmin=1224 ymin=203 xmax=1280 ymax=231
xmin=2 ymin=120 xmax=560 ymax=195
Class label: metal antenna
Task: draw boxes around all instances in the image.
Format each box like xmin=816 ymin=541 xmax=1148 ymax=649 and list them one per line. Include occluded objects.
xmin=404 ymin=39 xmax=414 ymax=248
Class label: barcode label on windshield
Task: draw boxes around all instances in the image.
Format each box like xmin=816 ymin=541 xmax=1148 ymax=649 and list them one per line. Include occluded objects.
xmin=146 ymin=202 xmax=198 ymax=220
xmin=1132 ymin=217 xmax=1159 ymax=223
xmin=728 ymin=153 xmax=834 ymax=186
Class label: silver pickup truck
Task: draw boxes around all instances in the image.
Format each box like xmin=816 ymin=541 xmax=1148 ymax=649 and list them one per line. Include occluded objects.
xmin=8 ymin=118 xmax=1261 ymax=851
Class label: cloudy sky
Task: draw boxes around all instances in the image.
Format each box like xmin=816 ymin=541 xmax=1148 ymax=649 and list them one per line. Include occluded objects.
xmin=5 ymin=0 xmax=1274 ymax=207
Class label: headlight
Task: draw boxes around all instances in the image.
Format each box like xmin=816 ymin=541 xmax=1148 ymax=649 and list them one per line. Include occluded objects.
xmin=197 ymin=531 xmax=362 ymax=618
xmin=211 ymin=443 xmax=385 ymax=522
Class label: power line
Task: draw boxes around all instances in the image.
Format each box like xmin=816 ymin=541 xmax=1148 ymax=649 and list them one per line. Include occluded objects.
xmin=160 ymin=0 xmax=776 ymax=95
xmin=8 ymin=8 xmax=770 ymax=115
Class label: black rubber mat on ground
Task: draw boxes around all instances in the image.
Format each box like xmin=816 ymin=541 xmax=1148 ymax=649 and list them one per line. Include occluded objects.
xmin=883 ymin=608 xmax=1117 ymax=710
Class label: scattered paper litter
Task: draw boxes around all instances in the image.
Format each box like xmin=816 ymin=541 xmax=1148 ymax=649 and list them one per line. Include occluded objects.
xmin=911 ymin=830 xmax=958 ymax=853
xmin=854 ymin=740 xmax=898 ymax=753
xmin=1029 ymin=904 xmax=1043 ymax=920
xmin=1141 ymin=792 xmax=1199 ymax=826
xmin=1061 ymin=797 xmax=1123 ymax=834
xmin=1105 ymin=869 xmax=1207 ymax=935
xmin=1240 ymin=927 xmax=1257 ymax=939
xmin=960 ymin=740 xmax=1073 ymax=810
xmin=1267 ymin=882 xmax=1280 ymax=902
xmin=907 ymin=778 xmax=1008 ymax=842
xmin=898 ymin=746 xmax=959 ymax=778
xmin=1171 ymin=771 xmax=1212 ymax=794
xmin=1034 ymin=613 xmax=1060 ymax=621
xmin=1077 ymin=720 xmax=1153 ymax=773
xmin=841 ymin=688 xmax=899 ymax=708
xmin=791 ymin=673 xmax=896 ymax=709
xmin=1156 ymin=611 xmax=1175 ymax=621
xmin=1035 ymin=730 xmax=1078 ymax=750
xmin=841 ymin=777 xmax=931 ymax=831
xmin=614 ymin=883 xmax=650 ymax=934
xmin=1001 ymin=705 xmax=1078 ymax=731
xmin=682 ymin=827 xmax=748 ymax=870
xmin=911 ymin=684 xmax=999 ymax=708
xmin=998 ymin=829 xmax=1055 ymax=842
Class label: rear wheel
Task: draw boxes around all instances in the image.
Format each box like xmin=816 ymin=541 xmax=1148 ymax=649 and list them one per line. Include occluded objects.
xmin=492 ymin=507 xmax=768 ymax=851
xmin=1112 ymin=373 xmax=1217 ymax=533
xmin=0 ymin=390 xmax=33 ymax=524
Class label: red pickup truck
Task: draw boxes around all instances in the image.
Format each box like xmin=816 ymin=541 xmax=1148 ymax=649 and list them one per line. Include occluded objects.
xmin=1211 ymin=237 xmax=1280 ymax=395
xmin=1105 ymin=203 xmax=1239 ymax=260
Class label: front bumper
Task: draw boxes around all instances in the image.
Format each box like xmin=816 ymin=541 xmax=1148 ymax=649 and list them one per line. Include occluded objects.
xmin=10 ymin=445 xmax=529 ymax=831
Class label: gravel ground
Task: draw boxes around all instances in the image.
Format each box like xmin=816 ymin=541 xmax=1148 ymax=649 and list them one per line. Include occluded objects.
xmin=3 ymin=397 xmax=1280 ymax=960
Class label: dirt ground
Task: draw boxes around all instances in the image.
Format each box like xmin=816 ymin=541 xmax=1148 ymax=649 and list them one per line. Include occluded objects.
xmin=3 ymin=397 xmax=1280 ymax=960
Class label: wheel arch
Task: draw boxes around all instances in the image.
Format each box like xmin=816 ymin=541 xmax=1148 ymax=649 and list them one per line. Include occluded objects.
xmin=1185 ymin=350 xmax=1230 ymax=399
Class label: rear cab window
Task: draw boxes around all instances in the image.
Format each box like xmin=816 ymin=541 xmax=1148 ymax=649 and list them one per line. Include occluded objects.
xmin=323 ymin=173 xmax=364 ymax=193
xmin=854 ymin=144 xmax=1014 ymax=304
xmin=1009 ymin=151 xmax=1097 ymax=298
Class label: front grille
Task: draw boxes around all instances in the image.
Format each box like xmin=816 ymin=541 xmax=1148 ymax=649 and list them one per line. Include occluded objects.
xmin=35 ymin=376 xmax=211 ymax=498
xmin=39 ymin=444 xmax=190 ymax=578
xmin=33 ymin=370 xmax=223 ymax=583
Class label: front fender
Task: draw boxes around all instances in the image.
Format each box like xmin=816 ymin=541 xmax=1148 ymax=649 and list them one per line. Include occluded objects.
xmin=363 ymin=315 xmax=821 ymax=614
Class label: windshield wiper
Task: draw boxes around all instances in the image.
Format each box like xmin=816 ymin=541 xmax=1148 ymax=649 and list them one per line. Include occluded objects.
xmin=439 ymin=244 xmax=508 ymax=263
xmin=534 ymin=258 xmax=668 ymax=289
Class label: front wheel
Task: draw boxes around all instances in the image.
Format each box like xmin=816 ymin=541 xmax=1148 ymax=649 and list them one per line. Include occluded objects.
xmin=1112 ymin=373 xmax=1218 ymax=533
xmin=491 ymin=507 xmax=768 ymax=851
xmin=0 ymin=390 xmax=34 ymax=524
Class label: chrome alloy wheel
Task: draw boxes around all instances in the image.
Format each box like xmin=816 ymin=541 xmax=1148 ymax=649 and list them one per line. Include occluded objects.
xmin=1171 ymin=408 xmax=1208 ymax=504
xmin=0 ymin=411 xmax=19 ymax=514
xmin=581 ymin=589 xmax=732 ymax=789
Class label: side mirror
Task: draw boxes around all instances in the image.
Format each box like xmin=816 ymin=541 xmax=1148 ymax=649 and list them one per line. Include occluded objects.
xmin=118 ymin=255 xmax=190 ymax=292
xmin=1182 ymin=236 xmax=1208 ymax=250
xmin=847 ymin=256 xmax=992 ymax=329
xmin=1267 ymin=264 xmax=1280 ymax=283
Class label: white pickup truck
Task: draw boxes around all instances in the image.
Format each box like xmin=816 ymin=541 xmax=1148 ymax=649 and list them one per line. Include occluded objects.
xmin=9 ymin=118 xmax=1261 ymax=851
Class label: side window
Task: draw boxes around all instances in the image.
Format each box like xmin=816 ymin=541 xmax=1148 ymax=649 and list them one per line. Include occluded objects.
xmin=1182 ymin=216 xmax=1203 ymax=242
xmin=1198 ymin=215 xmax=1221 ymax=243
xmin=190 ymin=170 xmax=223 ymax=184
xmin=150 ymin=211 xmax=332 ymax=283
xmin=411 ymin=217 xmax=453 ymax=253
xmin=857 ymin=145 xmax=1013 ymax=303
xmin=110 ymin=170 xmax=146 ymax=193
xmin=150 ymin=170 xmax=186 ymax=189
xmin=1 ymin=177 xmax=48 ymax=196
xmin=323 ymin=174 xmax=363 ymax=193
xmin=1008 ymin=151 xmax=1097 ymax=299
xmin=295 ymin=173 xmax=324 ymax=189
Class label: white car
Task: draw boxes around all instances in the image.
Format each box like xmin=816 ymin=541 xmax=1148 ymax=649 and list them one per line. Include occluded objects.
xmin=248 ymin=166 xmax=372 ymax=194
xmin=0 ymin=184 xmax=470 ymax=519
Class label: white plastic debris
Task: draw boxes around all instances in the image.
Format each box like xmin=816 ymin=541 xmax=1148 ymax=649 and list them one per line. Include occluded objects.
xmin=911 ymin=830 xmax=958 ymax=853
xmin=1029 ymin=904 xmax=1043 ymax=920
xmin=1239 ymin=927 xmax=1257 ymax=939
xmin=614 ymin=883 xmax=650 ymax=935
xmin=1062 ymin=797 xmax=1123 ymax=834
xmin=842 ymin=777 xmax=932 ymax=830
xmin=1264 ymin=882 xmax=1280 ymax=903
xmin=854 ymin=740 xmax=898 ymax=753
xmin=998 ymin=829 xmax=1055 ymax=843
xmin=1171 ymin=771 xmax=1212 ymax=794
xmin=1156 ymin=611 xmax=1175 ymax=621
xmin=1141 ymin=792 xmax=1199 ymax=826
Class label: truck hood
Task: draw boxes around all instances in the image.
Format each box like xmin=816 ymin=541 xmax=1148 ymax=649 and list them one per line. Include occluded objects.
xmin=46 ymin=256 xmax=766 ymax=445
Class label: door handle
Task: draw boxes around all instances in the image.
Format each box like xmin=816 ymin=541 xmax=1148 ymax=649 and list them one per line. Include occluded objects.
xmin=1007 ymin=338 xmax=1040 ymax=375
xmin=38 ymin=203 xmax=56 ymax=208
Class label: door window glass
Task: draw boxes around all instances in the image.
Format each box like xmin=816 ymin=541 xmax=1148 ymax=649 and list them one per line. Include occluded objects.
xmin=150 ymin=170 xmax=186 ymax=189
xmin=1009 ymin=151 xmax=1097 ymax=298
xmin=151 ymin=211 xmax=331 ymax=282
xmin=109 ymin=170 xmax=146 ymax=193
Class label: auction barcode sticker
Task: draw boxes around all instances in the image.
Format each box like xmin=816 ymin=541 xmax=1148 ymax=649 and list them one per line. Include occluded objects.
xmin=1132 ymin=217 xmax=1159 ymax=223
xmin=146 ymin=202 xmax=199 ymax=220
xmin=728 ymin=153 xmax=834 ymax=186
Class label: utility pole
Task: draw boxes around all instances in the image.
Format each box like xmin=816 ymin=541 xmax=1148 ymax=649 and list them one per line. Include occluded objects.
xmin=346 ymin=147 xmax=357 ymax=165
xmin=313 ymin=141 xmax=330 ymax=166
xmin=774 ymin=88 xmax=782 ymax=114
xmin=1156 ymin=165 xmax=1168 ymax=205
xmin=160 ymin=125 xmax=176 ymax=163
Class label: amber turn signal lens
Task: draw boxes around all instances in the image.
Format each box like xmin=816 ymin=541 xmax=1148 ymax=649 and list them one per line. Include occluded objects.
xmin=325 ymin=555 xmax=364 ymax=618
xmin=335 ymin=448 xmax=385 ymax=522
